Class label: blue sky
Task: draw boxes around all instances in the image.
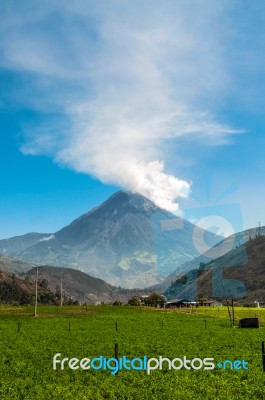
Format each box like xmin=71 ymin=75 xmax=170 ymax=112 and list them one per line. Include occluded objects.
xmin=0 ymin=0 xmax=265 ymax=239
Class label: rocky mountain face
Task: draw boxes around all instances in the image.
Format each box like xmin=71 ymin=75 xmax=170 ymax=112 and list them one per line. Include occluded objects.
xmin=0 ymin=191 xmax=221 ymax=288
xmin=156 ymin=226 xmax=265 ymax=292
xmin=0 ymin=254 xmax=35 ymax=274
xmin=164 ymin=234 xmax=265 ymax=304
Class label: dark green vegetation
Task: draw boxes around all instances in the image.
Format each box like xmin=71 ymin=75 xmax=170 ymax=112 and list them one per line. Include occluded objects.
xmin=0 ymin=271 xmax=56 ymax=305
xmin=0 ymin=305 xmax=265 ymax=399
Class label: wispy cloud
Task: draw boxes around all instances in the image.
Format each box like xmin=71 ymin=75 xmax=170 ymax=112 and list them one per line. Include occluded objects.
xmin=0 ymin=0 xmax=241 ymax=210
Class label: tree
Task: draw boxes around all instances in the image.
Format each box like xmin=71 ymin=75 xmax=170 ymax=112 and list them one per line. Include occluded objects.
xmin=198 ymin=294 xmax=208 ymax=304
xmin=199 ymin=262 xmax=206 ymax=270
xmin=128 ymin=297 xmax=141 ymax=306
xmin=113 ymin=300 xmax=122 ymax=306
xmin=144 ymin=293 xmax=165 ymax=307
xmin=38 ymin=278 xmax=49 ymax=289
xmin=55 ymin=285 xmax=60 ymax=299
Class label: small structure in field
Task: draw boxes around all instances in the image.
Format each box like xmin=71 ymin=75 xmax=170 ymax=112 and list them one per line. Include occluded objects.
xmin=199 ymin=300 xmax=223 ymax=307
xmin=239 ymin=317 xmax=259 ymax=328
xmin=165 ymin=298 xmax=195 ymax=308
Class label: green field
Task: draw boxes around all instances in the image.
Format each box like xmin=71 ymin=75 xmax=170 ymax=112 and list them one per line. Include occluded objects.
xmin=0 ymin=305 xmax=265 ymax=400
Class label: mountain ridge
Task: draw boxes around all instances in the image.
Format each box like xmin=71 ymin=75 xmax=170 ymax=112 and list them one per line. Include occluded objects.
xmin=164 ymin=233 xmax=265 ymax=304
xmin=0 ymin=191 xmax=222 ymax=288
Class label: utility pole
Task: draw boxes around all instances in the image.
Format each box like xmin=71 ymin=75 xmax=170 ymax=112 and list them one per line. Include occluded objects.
xmin=222 ymin=279 xmax=232 ymax=327
xmin=231 ymin=298 xmax=235 ymax=327
xmin=34 ymin=266 xmax=38 ymax=317
xmin=60 ymin=276 xmax=63 ymax=307
xmin=258 ymin=221 xmax=261 ymax=237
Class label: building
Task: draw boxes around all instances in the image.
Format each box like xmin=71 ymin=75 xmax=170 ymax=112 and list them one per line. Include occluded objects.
xmin=165 ymin=298 xmax=196 ymax=308
xmin=199 ymin=300 xmax=223 ymax=307
xmin=165 ymin=299 xmax=223 ymax=308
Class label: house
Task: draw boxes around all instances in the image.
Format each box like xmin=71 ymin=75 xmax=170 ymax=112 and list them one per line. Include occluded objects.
xmin=165 ymin=298 xmax=196 ymax=308
xmin=199 ymin=300 xmax=223 ymax=307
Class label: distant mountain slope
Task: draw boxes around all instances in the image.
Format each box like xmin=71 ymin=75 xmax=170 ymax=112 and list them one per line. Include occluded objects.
xmin=158 ymin=226 xmax=265 ymax=291
xmin=164 ymin=234 xmax=265 ymax=304
xmin=0 ymin=233 xmax=51 ymax=255
xmin=23 ymin=266 xmax=151 ymax=304
xmin=0 ymin=191 xmax=221 ymax=288
xmin=0 ymin=254 xmax=35 ymax=274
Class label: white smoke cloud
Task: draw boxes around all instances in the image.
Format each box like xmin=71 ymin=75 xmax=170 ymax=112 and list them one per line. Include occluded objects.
xmin=0 ymin=0 xmax=240 ymax=211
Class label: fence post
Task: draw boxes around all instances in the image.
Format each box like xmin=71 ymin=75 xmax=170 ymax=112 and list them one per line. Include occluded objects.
xmin=114 ymin=343 xmax=119 ymax=375
xmin=261 ymin=342 xmax=265 ymax=372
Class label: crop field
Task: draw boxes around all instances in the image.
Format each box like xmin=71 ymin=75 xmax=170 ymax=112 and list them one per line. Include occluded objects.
xmin=0 ymin=305 xmax=265 ymax=400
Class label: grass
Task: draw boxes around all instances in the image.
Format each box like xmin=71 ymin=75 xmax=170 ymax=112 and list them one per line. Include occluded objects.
xmin=0 ymin=305 xmax=264 ymax=399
